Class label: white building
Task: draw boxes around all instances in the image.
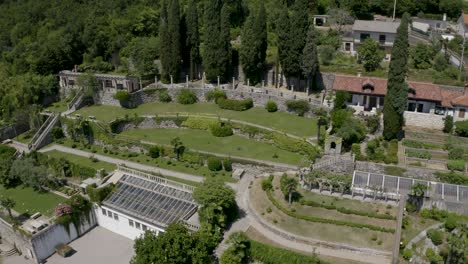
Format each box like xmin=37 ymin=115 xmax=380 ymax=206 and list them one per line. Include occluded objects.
xmin=332 ymin=75 xmax=468 ymax=129
xmin=95 ymin=168 xmax=199 ymax=240
xmin=342 ymin=20 xmax=400 ymax=58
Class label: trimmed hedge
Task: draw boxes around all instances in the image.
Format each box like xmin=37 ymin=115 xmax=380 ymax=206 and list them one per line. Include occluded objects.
xmin=448 ymin=147 xmax=465 ymax=160
xmin=403 ymin=140 xmax=441 ymax=150
xmin=266 ymin=191 xmax=394 ymax=233
xmin=207 ymin=157 xmax=223 ymax=171
xmin=265 ymin=100 xmax=278 ymax=112
xmin=217 ymin=98 xmax=253 ymax=111
xmin=223 ymin=158 xmax=232 ymax=171
xmin=406 ymin=149 xmax=432 ymax=159
xmin=148 ymin=146 xmax=160 ymax=158
xmin=285 ymin=100 xmax=310 ymax=116
xmin=299 ymin=199 xmax=396 ymax=220
xmin=435 ymin=171 xmax=468 ymax=185
xmin=210 ymin=122 xmax=233 ymax=137
xmin=113 ymin=90 xmax=130 ymax=102
xmin=454 ymin=120 xmax=468 ymax=137
xmin=205 ymin=88 xmax=226 ymax=102
xmin=158 ymin=90 xmax=172 ymax=102
xmin=181 ymin=117 xmax=218 ymax=130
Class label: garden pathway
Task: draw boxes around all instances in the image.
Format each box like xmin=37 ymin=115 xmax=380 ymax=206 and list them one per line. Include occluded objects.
xmin=39 ymin=145 xmax=204 ymax=183
xmin=405 ymin=223 xmax=444 ymax=249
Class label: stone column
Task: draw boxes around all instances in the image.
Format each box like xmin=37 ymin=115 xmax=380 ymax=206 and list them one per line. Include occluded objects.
xmin=170 ymin=75 xmax=173 ymax=88
xmin=247 ymin=79 xmax=250 ymax=87
xmin=262 ymin=80 xmax=265 ymax=89
xmin=232 ymin=77 xmax=235 ymax=89
xmin=217 ymin=76 xmax=220 ymax=87
xmin=186 ymin=75 xmax=189 ymax=88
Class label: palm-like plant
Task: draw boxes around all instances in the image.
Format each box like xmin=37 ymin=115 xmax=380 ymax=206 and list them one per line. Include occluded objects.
xmin=1 ymin=197 xmax=16 ymax=218
xmin=280 ymin=175 xmax=298 ymax=205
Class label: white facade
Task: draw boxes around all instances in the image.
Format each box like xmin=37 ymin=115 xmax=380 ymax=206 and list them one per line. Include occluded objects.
xmin=95 ymin=206 xmax=164 ymax=240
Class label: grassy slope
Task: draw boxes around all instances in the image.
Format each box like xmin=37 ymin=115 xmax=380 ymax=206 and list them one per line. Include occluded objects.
xmin=75 ymin=102 xmax=319 ymax=138
xmin=120 ymin=128 xmax=304 ymax=165
xmin=43 ymin=149 xmax=117 ymax=172
xmin=0 ymin=185 xmax=66 ymax=216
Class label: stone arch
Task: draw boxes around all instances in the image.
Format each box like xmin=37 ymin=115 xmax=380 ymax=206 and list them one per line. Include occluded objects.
xmin=324 ymin=136 xmax=342 ymax=155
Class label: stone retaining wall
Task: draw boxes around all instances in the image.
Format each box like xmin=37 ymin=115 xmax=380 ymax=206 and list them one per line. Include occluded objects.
xmin=0 ymin=217 xmax=35 ymax=260
xmin=403 ymin=111 xmax=445 ymax=130
xmin=355 ymin=161 xmax=438 ymax=180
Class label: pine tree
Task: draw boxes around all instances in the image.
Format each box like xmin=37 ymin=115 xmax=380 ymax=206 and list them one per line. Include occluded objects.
xmin=301 ymin=25 xmax=319 ymax=92
xmin=202 ymin=0 xmax=231 ymax=83
xmin=383 ymin=14 xmax=410 ymax=140
xmin=186 ymin=0 xmax=200 ymax=80
xmin=240 ymin=4 xmax=267 ymax=85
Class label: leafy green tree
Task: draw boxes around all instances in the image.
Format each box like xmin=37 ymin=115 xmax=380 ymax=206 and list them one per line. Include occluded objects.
xmin=410 ymin=43 xmax=434 ymax=69
xmin=334 ymin=91 xmax=351 ymax=110
xmin=336 ymin=117 xmax=366 ymax=147
xmin=280 ymin=174 xmax=298 ymax=205
xmin=240 ymin=4 xmax=267 ymax=85
xmin=167 ymin=0 xmax=181 ymax=82
xmin=433 ymin=53 xmax=449 ymax=72
xmin=159 ymin=0 xmax=170 ymax=81
xmin=318 ymin=45 xmax=335 ymax=66
xmin=447 ymin=226 xmax=467 ymax=264
xmin=383 ymin=14 xmax=410 ymax=140
xmin=220 ymin=232 xmax=250 ymax=264
xmin=186 ymin=0 xmax=201 ymax=80
xmin=9 ymin=157 xmax=48 ymax=192
xmin=120 ymin=37 xmax=159 ymax=77
xmin=277 ymin=5 xmax=291 ymax=79
xmin=0 ymin=197 xmax=16 ymax=218
xmin=301 ymin=25 xmax=320 ymax=91
xmin=77 ymin=72 xmax=100 ymax=98
xmin=439 ymin=0 xmax=463 ymax=19
xmin=170 ymin=137 xmax=185 ymax=160
xmin=358 ymin=38 xmax=384 ymax=72
xmin=443 ymin=115 xmax=453 ymax=133
xmin=193 ymin=178 xmax=237 ymax=229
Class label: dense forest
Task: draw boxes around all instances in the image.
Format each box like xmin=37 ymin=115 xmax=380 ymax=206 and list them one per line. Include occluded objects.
xmin=0 ymin=0 xmax=462 ymax=124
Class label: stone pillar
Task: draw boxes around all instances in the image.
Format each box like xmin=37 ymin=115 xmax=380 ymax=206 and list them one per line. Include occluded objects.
xmin=170 ymin=75 xmax=174 ymax=88
xmin=377 ymin=97 xmax=380 ymax=108
xmin=202 ymin=72 xmax=205 ymax=89
xmin=291 ymin=85 xmax=294 ymax=92
xmin=262 ymin=80 xmax=265 ymax=89
xmin=186 ymin=75 xmax=189 ymax=88
xmin=247 ymin=79 xmax=250 ymax=87
xmin=217 ymin=76 xmax=220 ymax=87
xmin=232 ymin=77 xmax=235 ymax=89
xmin=155 ymin=76 xmax=158 ymax=85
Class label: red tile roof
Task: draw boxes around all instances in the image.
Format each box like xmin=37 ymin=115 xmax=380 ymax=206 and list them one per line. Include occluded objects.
xmin=441 ymin=89 xmax=463 ymax=107
xmin=452 ymin=94 xmax=468 ymax=107
xmin=332 ymin=75 xmax=442 ymax=102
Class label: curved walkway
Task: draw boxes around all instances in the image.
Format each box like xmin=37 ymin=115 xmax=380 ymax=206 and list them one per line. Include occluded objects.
xmin=216 ymin=173 xmax=392 ymax=264
xmin=405 ymin=223 xmax=444 ymax=249
xmin=39 ymin=145 xmax=204 ymax=183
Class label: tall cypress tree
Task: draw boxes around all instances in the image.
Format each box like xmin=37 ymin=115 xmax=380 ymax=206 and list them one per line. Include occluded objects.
xmin=301 ymin=24 xmax=319 ymax=92
xmin=202 ymin=0 xmax=231 ymax=82
xmin=186 ymin=0 xmax=200 ymax=80
xmin=159 ymin=0 xmax=170 ymax=82
xmin=287 ymin=0 xmax=309 ymax=80
xmin=167 ymin=0 xmax=181 ymax=81
xmin=240 ymin=4 xmax=267 ymax=85
xmin=277 ymin=5 xmax=290 ymax=81
xmin=383 ymin=14 xmax=410 ymax=140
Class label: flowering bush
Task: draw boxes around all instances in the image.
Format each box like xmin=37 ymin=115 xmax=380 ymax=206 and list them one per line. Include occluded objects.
xmin=55 ymin=203 xmax=73 ymax=217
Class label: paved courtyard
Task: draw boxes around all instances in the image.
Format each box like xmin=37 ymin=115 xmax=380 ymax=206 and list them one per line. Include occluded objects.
xmin=3 ymin=227 xmax=133 ymax=264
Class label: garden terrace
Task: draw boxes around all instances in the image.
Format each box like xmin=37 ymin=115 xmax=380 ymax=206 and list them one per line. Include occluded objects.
xmin=0 ymin=185 xmax=66 ymax=216
xmin=120 ymin=128 xmax=304 ymax=165
xmin=74 ymin=102 xmax=319 ymax=138
xmin=43 ymin=150 xmax=117 ymax=173
xmin=250 ymin=176 xmax=396 ymax=251
xmin=352 ymin=171 xmax=468 ymax=214
xmin=103 ymin=174 xmax=197 ymax=229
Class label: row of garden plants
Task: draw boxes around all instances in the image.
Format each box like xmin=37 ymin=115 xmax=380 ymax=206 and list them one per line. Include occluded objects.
xmin=220 ymin=232 xmax=323 ymax=264
xmin=298 ymin=170 xmax=395 ymax=220
xmin=261 ymin=175 xmax=395 ymax=233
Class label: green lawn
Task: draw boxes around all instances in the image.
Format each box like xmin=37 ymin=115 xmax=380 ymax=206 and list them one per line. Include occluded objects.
xmin=43 ymin=150 xmax=117 ymax=172
xmin=120 ymin=128 xmax=304 ymax=165
xmin=45 ymin=101 xmax=68 ymax=113
xmin=0 ymin=185 xmax=66 ymax=216
xmin=15 ymin=131 xmax=33 ymax=144
xmin=75 ymin=102 xmax=319 ymax=138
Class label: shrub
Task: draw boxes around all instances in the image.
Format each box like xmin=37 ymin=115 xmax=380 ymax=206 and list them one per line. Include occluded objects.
xmin=158 ymin=90 xmax=172 ymax=102
xmin=435 ymin=171 xmax=468 ymax=185
xmin=217 ymin=98 xmax=253 ymax=111
xmin=366 ymin=115 xmax=380 ymax=134
xmin=406 ymin=149 xmax=432 ymax=159
xmin=268 ymin=133 xmax=318 ymax=159
xmin=210 ymin=122 xmax=233 ymax=137
xmin=223 ymin=158 xmax=232 ymax=171
xmin=447 ymin=160 xmax=465 ymax=171
xmin=51 ymin=127 xmax=64 ymax=140
xmin=113 ymin=90 xmax=131 ymax=102
xmin=384 ymin=166 xmax=406 ymax=176
xmin=205 ymin=88 xmax=226 ymax=102
xmin=207 ymin=157 xmax=223 ymax=171
xmin=402 ymin=248 xmax=413 ymax=260
xmin=426 ymin=248 xmax=443 ymax=264
xmin=443 ymin=115 xmax=453 ymax=133
xmin=176 ymin=89 xmax=198 ymax=104
xmin=454 ymin=120 xmax=468 ymax=137
xmin=261 ymin=176 xmax=273 ymax=191
xmin=448 ymin=147 xmax=464 ymax=160
xmin=285 ymin=100 xmax=310 ymax=116
xmin=333 ymin=91 xmax=351 ymax=110
xmin=148 ymin=146 xmax=160 ymax=159
xmin=351 ymin=143 xmax=365 ymax=160
xmin=265 ymin=100 xmax=278 ymax=112
xmin=300 ymin=199 xmax=395 ymax=220
xmin=427 ymin=229 xmax=443 ymax=245
xmin=250 ymin=239 xmax=322 ymax=264
xmin=444 ymin=215 xmax=458 ymax=231
xmin=402 ymin=140 xmax=440 ymax=149
xmin=335 ymin=117 xmax=366 ymax=147
xmin=330 ymin=109 xmax=352 ymax=130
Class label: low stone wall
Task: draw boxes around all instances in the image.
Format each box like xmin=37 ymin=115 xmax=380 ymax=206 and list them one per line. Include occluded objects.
xmin=355 ymin=161 xmax=438 ymax=180
xmin=404 ymin=111 xmax=444 ymax=130
xmin=0 ymin=122 xmax=29 ymax=141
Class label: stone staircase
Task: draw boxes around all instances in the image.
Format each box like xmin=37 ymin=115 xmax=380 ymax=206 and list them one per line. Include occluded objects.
xmin=64 ymin=92 xmax=84 ymax=115
xmin=0 ymin=244 xmax=17 ymax=257
xmin=28 ymin=113 xmax=60 ymax=150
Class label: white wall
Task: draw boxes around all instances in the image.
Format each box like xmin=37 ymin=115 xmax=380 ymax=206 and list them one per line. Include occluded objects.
xmin=454 ymin=106 xmax=468 ymax=122
xmin=95 ymin=206 xmax=164 ymax=240
xmin=353 ymin=31 xmax=396 ymax=46
xmin=404 ymin=111 xmax=445 ymax=129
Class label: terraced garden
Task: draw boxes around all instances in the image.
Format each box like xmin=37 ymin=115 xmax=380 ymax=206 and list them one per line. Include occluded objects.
xmin=250 ymin=176 xmax=397 ymax=251
xmin=74 ymin=102 xmax=319 ymax=138
xmin=120 ymin=128 xmax=305 ymax=165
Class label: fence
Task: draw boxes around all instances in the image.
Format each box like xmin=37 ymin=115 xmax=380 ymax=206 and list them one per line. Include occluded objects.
xmin=117 ymin=165 xmax=195 ymax=193
xmin=352 ymin=171 xmax=468 ymax=204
